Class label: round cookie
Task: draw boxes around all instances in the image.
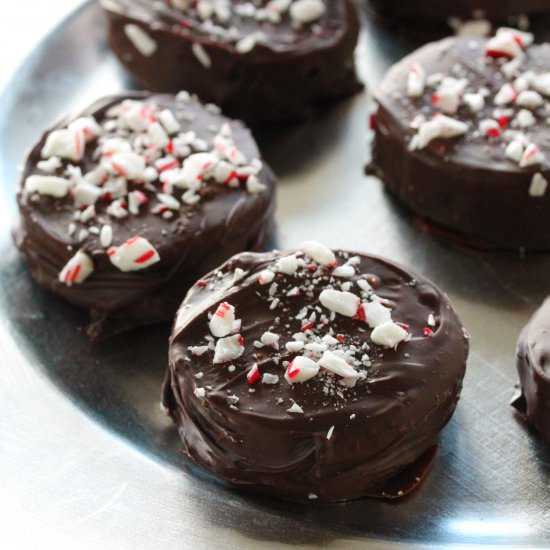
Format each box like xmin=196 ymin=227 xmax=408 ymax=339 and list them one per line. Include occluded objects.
xmin=367 ymin=0 xmax=550 ymax=21
xmin=163 ymin=242 xmax=469 ymax=502
xmin=100 ymin=0 xmax=362 ymax=124
xmin=512 ymin=297 xmax=550 ymax=443
xmin=367 ymin=28 xmax=550 ymax=250
xmin=14 ymin=91 xmax=276 ymax=339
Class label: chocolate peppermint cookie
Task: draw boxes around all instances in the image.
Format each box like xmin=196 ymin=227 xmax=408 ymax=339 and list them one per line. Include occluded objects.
xmin=163 ymin=242 xmax=469 ymax=502
xmin=14 ymin=91 xmax=276 ymax=338
xmin=367 ymin=0 xmax=550 ymax=21
xmin=512 ymin=297 xmax=550 ymax=443
xmin=100 ymin=0 xmax=362 ymax=124
xmin=368 ymin=28 xmax=550 ymax=250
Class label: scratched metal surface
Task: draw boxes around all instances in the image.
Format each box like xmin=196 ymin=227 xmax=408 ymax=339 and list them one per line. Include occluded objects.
xmin=1 ymin=2 xmax=550 ymax=549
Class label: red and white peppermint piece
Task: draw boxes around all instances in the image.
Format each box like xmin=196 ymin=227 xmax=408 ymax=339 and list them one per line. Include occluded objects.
xmin=515 ymin=109 xmax=536 ymax=128
xmin=319 ymin=289 xmax=360 ymax=317
xmin=486 ymin=28 xmax=531 ymax=58
xmin=533 ymin=73 xmax=550 ymax=96
xmin=332 ymin=264 xmax=355 ymax=278
xmin=128 ymin=190 xmax=148 ymax=214
xmin=319 ymin=351 xmax=359 ymax=379
xmin=124 ymin=24 xmax=157 ymax=57
xmin=407 ymin=63 xmax=426 ymax=98
xmin=431 ymin=78 xmax=466 ymax=115
xmin=301 ymin=241 xmax=336 ymax=266
xmin=529 ymin=173 xmax=548 ymax=197
xmin=25 ymin=175 xmax=69 ymax=198
xmin=257 ymin=269 xmax=275 ymax=285
xmin=68 ymin=117 xmax=101 ymax=141
xmin=108 ymin=236 xmax=160 ymax=272
xmin=246 ymin=363 xmax=261 ymax=385
xmin=213 ymin=334 xmax=245 ymax=364
xmin=410 ymin=115 xmax=468 ymax=150
xmin=58 ymin=250 xmax=94 ymax=286
xmin=520 ymin=144 xmax=545 ymax=168
xmin=209 ymin=302 xmax=239 ymax=337
xmin=41 ymin=128 xmax=85 ymax=162
xmin=147 ymin=122 xmax=169 ymax=148
xmin=109 ymin=151 xmax=146 ymax=180
xmin=246 ymin=174 xmax=266 ymax=194
xmin=494 ymin=83 xmax=517 ymax=106
xmin=289 ymin=0 xmax=325 ymax=24
xmin=284 ymin=356 xmax=320 ymax=384
xmin=516 ymin=90 xmax=543 ymax=109
xmin=479 ymin=119 xmax=501 ymax=138
xmin=505 ymin=139 xmax=525 ymax=163
xmin=359 ymin=301 xmax=392 ymax=328
xmin=371 ymin=321 xmax=408 ymax=348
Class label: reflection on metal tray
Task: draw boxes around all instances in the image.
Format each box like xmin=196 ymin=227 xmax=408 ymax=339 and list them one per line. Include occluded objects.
xmin=0 ymin=2 xmax=549 ymax=549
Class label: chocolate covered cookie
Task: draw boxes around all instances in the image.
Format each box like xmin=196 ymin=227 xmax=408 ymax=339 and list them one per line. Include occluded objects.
xmin=14 ymin=91 xmax=276 ymax=338
xmin=100 ymin=0 xmax=362 ymax=124
xmin=367 ymin=0 xmax=549 ymax=22
xmin=163 ymin=242 xmax=469 ymax=501
xmin=512 ymin=297 xmax=550 ymax=443
xmin=368 ymin=28 xmax=550 ymax=250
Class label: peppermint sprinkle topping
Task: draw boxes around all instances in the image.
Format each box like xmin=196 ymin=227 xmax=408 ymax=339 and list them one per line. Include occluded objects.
xmin=58 ymin=251 xmax=94 ymax=286
xmin=124 ymin=24 xmax=157 ymax=57
xmin=108 ymin=236 xmax=160 ymax=272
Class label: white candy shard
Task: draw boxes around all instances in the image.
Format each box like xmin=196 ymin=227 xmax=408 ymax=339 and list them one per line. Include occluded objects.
xmin=463 ymin=92 xmax=485 ymax=113
xmin=73 ymin=181 xmax=102 ymax=207
xmin=520 ymin=144 xmax=545 ymax=167
xmin=246 ymin=174 xmax=267 ymax=194
xmin=25 ymin=175 xmax=69 ymax=198
xmin=260 ymin=331 xmax=280 ymax=349
xmin=159 ymin=109 xmax=180 ymax=134
xmin=108 ymin=236 xmax=160 ymax=272
xmin=109 ymin=152 xmax=146 ymax=180
xmin=275 ymin=254 xmax=298 ymax=275
xmin=213 ymin=334 xmax=244 ymax=364
xmin=529 ymin=173 xmax=548 ymax=197
xmin=515 ymin=109 xmax=536 ymax=128
xmin=332 ymin=264 xmax=355 ymax=278
xmin=58 ymin=250 xmax=93 ymax=286
xmin=506 ymin=139 xmax=525 ymax=163
xmin=319 ymin=289 xmax=360 ymax=317
xmin=68 ymin=117 xmax=101 ymax=140
xmin=407 ymin=63 xmax=425 ymax=98
xmin=286 ymin=402 xmax=304 ymax=414
xmin=301 ymin=241 xmax=336 ymax=266
xmin=124 ymin=24 xmax=157 ymax=56
xmin=285 ymin=356 xmax=320 ymax=384
xmin=286 ymin=340 xmax=305 ymax=352
xmin=262 ymin=373 xmax=280 ymax=385
xmin=494 ymin=83 xmax=517 ymax=106
xmin=192 ymin=42 xmax=212 ymax=68
xmin=410 ymin=115 xmax=468 ymax=150
xmin=431 ymin=77 xmax=467 ymax=114
xmin=209 ymin=302 xmax=238 ymax=337
xmin=257 ymin=269 xmax=275 ymax=285
xmin=360 ymin=301 xmax=392 ymax=328
xmin=100 ymin=225 xmax=113 ymax=247
xmin=371 ymin=321 xmax=408 ymax=348
xmin=41 ymin=128 xmax=85 ymax=161
xmin=319 ymin=351 xmax=359 ymax=379
xmin=289 ymin=0 xmax=325 ymax=24
xmin=533 ymin=73 xmax=550 ymax=96
xmin=516 ymin=90 xmax=543 ymax=109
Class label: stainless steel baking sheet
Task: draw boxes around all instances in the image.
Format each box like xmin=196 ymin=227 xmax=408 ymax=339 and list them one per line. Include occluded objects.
xmin=1 ymin=2 xmax=550 ymax=548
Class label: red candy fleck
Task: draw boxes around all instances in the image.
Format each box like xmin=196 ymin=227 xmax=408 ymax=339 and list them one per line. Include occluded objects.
xmin=287 ymin=361 xmax=300 ymax=379
xmin=158 ymin=159 xmax=179 ymax=173
xmin=246 ymin=364 xmax=261 ymax=385
xmin=485 ymin=49 xmax=513 ymax=59
xmin=301 ymin=321 xmax=316 ymax=332
xmin=354 ymin=305 xmax=366 ymax=322
xmin=336 ymin=334 xmax=346 ymax=343
xmin=196 ymin=279 xmax=207 ymax=288
xmin=423 ymin=327 xmax=434 ymax=337
xmin=111 ymin=162 xmax=128 ymax=177
xmin=134 ymin=250 xmax=156 ymax=264
xmin=486 ymin=127 xmax=501 ymax=138
xmin=238 ymin=335 xmax=244 ymax=347
xmin=216 ymin=302 xmax=231 ymax=318
xmin=498 ymin=115 xmax=509 ymax=128
xmin=369 ymin=113 xmax=377 ymax=130
xmin=165 ymin=140 xmax=174 ymax=154
xmin=397 ymin=322 xmax=410 ymax=331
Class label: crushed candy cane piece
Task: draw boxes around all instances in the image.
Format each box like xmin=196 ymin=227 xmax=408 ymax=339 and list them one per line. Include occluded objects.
xmin=371 ymin=321 xmax=408 ymax=348
xmin=360 ymin=301 xmax=392 ymax=328
xmin=289 ymin=0 xmax=325 ymax=24
xmin=520 ymin=144 xmax=545 ymax=167
xmin=260 ymin=331 xmax=280 ymax=348
xmin=301 ymin=241 xmax=336 ymax=266
xmin=209 ymin=302 xmax=238 ymax=337
xmin=108 ymin=236 xmax=160 ymax=272
xmin=529 ymin=173 xmax=548 ymax=197
xmin=318 ymin=351 xmax=359 ymax=379
xmin=285 ymin=356 xmax=320 ymax=384
xmin=25 ymin=175 xmax=69 ymax=198
xmin=275 ymin=254 xmax=298 ymax=275
xmin=410 ymin=115 xmax=468 ymax=150
xmin=407 ymin=63 xmax=425 ymax=98
xmin=58 ymin=250 xmax=94 ymax=286
xmin=319 ymin=289 xmax=360 ymax=317
xmin=247 ymin=363 xmax=261 ymax=385
xmin=124 ymin=24 xmax=157 ymax=56
xmin=286 ymin=402 xmax=304 ymax=414
xmin=262 ymin=373 xmax=280 ymax=385
xmin=257 ymin=269 xmax=275 ymax=285
xmin=516 ymin=90 xmax=543 ymax=109
xmin=213 ymin=334 xmax=244 ymax=364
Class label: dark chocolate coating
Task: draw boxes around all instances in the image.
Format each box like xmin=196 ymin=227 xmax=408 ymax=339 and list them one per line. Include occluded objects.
xmin=367 ymin=0 xmax=550 ymax=20
xmin=367 ymin=37 xmax=550 ymax=251
xmin=100 ymin=0 xmax=362 ymax=125
xmin=164 ymin=249 xmax=469 ymax=502
xmin=13 ymin=92 xmax=276 ymax=338
xmin=513 ymin=297 xmax=550 ymax=443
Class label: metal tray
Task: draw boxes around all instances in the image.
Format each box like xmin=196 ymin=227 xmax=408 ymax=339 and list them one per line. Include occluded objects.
xmin=1 ymin=2 xmax=550 ymax=548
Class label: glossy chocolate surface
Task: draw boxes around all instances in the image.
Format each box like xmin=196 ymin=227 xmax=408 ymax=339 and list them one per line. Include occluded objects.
xmin=101 ymin=0 xmax=362 ymax=124
xmin=165 ymin=248 xmax=469 ymax=502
